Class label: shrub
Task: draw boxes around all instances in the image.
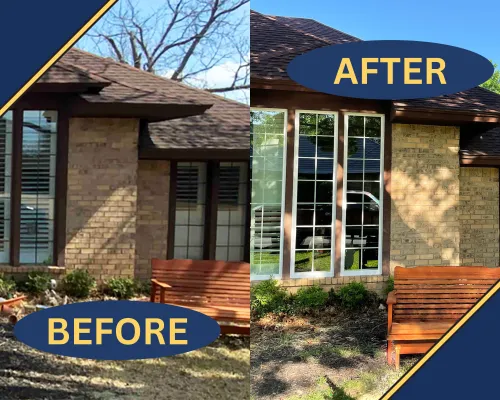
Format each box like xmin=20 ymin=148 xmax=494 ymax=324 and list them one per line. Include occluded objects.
xmin=62 ymin=269 xmax=96 ymax=298
xmin=251 ymin=279 xmax=289 ymax=317
xmin=337 ymin=282 xmax=368 ymax=309
xmin=106 ymin=278 xmax=136 ymax=299
xmin=0 ymin=275 xmax=16 ymax=298
xmin=134 ymin=279 xmax=151 ymax=296
xmin=294 ymin=285 xmax=328 ymax=310
xmin=24 ymin=271 xmax=52 ymax=295
xmin=383 ymin=276 xmax=394 ymax=298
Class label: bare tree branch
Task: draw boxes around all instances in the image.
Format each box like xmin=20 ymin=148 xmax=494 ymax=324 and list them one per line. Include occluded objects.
xmin=79 ymin=0 xmax=249 ymax=96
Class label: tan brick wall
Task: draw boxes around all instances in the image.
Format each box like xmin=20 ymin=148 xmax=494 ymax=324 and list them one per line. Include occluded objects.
xmin=459 ymin=168 xmax=499 ymax=267
xmin=65 ymin=118 xmax=138 ymax=281
xmin=135 ymin=160 xmax=170 ymax=279
xmin=279 ymin=276 xmax=387 ymax=295
xmin=390 ymin=124 xmax=460 ymax=272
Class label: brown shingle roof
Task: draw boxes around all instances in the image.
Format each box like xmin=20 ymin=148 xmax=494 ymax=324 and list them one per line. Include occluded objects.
xmin=251 ymin=10 xmax=500 ymax=117
xmin=145 ymin=96 xmax=249 ymax=151
xmin=59 ymin=49 xmax=215 ymax=106
xmin=37 ymin=48 xmax=248 ymax=151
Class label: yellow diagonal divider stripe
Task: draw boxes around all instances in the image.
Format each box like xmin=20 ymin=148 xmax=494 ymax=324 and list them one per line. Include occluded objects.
xmin=0 ymin=0 xmax=118 ymax=117
xmin=381 ymin=279 xmax=500 ymax=399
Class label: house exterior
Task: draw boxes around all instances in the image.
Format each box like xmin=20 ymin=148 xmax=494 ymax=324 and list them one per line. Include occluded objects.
xmin=250 ymin=10 xmax=500 ymax=293
xmin=0 ymin=48 xmax=249 ymax=281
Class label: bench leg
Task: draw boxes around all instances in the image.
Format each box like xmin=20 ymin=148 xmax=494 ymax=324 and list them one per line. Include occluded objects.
xmin=395 ymin=345 xmax=401 ymax=370
xmin=387 ymin=340 xmax=393 ymax=365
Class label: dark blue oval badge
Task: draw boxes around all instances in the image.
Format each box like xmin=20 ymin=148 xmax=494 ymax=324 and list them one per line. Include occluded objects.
xmin=287 ymin=40 xmax=494 ymax=100
xmin=14 ymin=301 xmax=221 ymax=360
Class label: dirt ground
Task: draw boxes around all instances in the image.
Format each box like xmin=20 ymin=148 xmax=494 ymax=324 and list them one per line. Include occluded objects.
xmin=251 ymin=306 xmax=419 ymax=400
xmin=0 ymin=317 xmax=249 ymax=399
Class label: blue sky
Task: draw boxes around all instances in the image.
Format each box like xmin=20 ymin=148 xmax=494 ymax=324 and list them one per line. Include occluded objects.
xmin=252 ymin=0 xmax=500 ymax=65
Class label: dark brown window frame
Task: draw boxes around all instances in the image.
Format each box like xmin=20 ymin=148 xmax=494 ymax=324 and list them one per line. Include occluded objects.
xmin=6 ymin=98 xmax=69 ymax=267
xmin=167 ymin=160 xmax=250 ymax=262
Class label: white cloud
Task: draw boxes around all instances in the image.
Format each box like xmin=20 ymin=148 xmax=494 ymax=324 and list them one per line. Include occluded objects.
xmin=164 ymin=61 xmax=249 ymax=103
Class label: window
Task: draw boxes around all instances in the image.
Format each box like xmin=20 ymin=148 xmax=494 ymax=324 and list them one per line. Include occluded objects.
xmin=0 ymin=112 xmax=12 ymax=263
xmin=250 ymin=109 xmax=286 ymax=279
xmin=173 ymin=162 xmax=207 ymax=259
xmin=0 ymin=109 xmax=60 ymax=266
xmin=342 ymin=114 xmax=384 ymax=275
xmin=169 ymin=161 xmax=249 ymax=262
xmin=216 ymin=162 xmax=247 ymax=261
xmin=292 ymin=111 xmax=338 ymax=277
xmin=20 ymin=111 xmax=57 ymax=264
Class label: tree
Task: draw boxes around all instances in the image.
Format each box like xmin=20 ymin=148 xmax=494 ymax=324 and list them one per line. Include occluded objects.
xmin=80 ymin=0 xmax=249 ymax=95
xmin=480 ymin=63 xmax=500 ymax=94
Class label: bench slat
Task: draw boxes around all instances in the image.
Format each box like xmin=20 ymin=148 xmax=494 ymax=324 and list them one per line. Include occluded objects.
xmin=150 ymin=258 xmax=250 ymax=335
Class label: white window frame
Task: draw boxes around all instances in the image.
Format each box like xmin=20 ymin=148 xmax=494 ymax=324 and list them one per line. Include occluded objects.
xmin=341 ymin=112 xmax=384 ymax=277
xmin=250 ymin=108 xmax=287 ymax=281
xmin=291 ymin=110 xmax=339 ymax=279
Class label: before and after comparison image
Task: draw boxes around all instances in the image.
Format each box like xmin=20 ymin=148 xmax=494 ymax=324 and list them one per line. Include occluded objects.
xmin=0 ymin=0 xmax=500 ymax=399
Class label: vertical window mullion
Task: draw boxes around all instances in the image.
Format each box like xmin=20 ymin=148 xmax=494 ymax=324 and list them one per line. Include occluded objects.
xmin=10 ymin=109 xmax=22 ymax=266
xmin=166 ymin=161 xmax=177 ymax=259
xmin=204 ymin=161 xmax=219 ymax=260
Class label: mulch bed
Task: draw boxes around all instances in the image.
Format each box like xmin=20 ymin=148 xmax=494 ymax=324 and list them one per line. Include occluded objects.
xmin=0 ymin=315 xmax=249 ymax=399
xmin=251 ymin=305 xmax=417 ymax=399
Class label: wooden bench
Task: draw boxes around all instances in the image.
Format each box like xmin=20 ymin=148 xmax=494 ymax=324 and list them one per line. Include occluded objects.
xmin=387 ymin=266 xmax=500 ymax=369
xmin=150 ymin=258 xmax=250 ymax=335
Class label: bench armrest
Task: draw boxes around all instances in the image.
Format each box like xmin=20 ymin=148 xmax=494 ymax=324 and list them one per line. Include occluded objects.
xmin=387 ymin=290 xmax=397 ymax=305
xmin=151 ymin=279 xmax=172 ymax=289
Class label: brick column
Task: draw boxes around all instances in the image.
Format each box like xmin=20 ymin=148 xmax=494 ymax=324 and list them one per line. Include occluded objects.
xmin=65 ymin=118 xmax=139 ymax=281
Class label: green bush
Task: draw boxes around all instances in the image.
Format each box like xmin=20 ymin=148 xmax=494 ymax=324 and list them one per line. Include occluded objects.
xmin=24 ymin=271 xmax=52 ymax=295
xmin=62 ymin=269 xmax=96 ymax=298
xmin=294 ymin=285 xmax=328 ymax=310
xmin=134 ymin=279 xmax=151 ymax=296
xmin=383 ymin=276 xmax=394 ymax=298
xmin=106 ymin=278 xmax=136 ymax=299
xmin=251 ymin=279 xmax=289 ymax=317
xmin=337 ymin=282 xmax=368 ymax=309
xmin=0 ymin=275 xmax=16 ymax=298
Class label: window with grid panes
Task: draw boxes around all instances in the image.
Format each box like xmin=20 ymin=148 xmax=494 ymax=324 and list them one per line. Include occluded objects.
xmin=173 ymin=162 xmax=207 ymax=259
xmin=216 ymin=162 xmax=247 ymax=261
xmin=293 ymin=112 xmax=337 ymax=276
xmin=342 ymin=114 xmax=383 ymax=274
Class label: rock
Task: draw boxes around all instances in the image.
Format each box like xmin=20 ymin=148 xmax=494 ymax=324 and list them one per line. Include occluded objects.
xmin=43 ymin=289 xmax=62 ymax=307
xmin=379 ymin=303 xmax=386 ymax=310
xmin=63 ymin=295 xmax=69 ymax=305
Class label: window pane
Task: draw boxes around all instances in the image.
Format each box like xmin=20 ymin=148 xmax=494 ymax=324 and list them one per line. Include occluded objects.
xmin=345 ymin=227 xmax=362 ymax=248
xmin=316 ymin=159 xmax=334 ymax=181
xmin=20 ymin=111 xmax=57 ymax=264
xmin=344 ymin=249 xmax=361 ymax=270
xmin=294 ymin=112 xmax=337 ymax=275
xmin=0 ymin=112 xmax=12 ymax=263
xmin=363 ymin=248 xmax=379 ymax=269
xmin=296 ymin=204 xmax=314 ymax=226
xmin=295 ymin=251 xmax=313 ymax=273
xmin=313 ymin=250 xmax=332 ymax=271
xmin=216 ymin=162 xmax=248 ymax=261
xmin=173 ymin=162 xmax=206 ymax=260
xmin=250 ymin=110 xmax=286 ymax=277
xmin=315 ymin=204 xmax=333 ymax=226
xmin=348 ymin=138 xmax=363 ymax=158
xmin=343 ymin=115 xmax=383 ymax=273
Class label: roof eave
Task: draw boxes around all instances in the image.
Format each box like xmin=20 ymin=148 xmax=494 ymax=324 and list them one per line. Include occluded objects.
xmin=68 ymin=99 xmax=212 ymax=122
xmin=392 ymin=107 xmax=500 ymax=125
